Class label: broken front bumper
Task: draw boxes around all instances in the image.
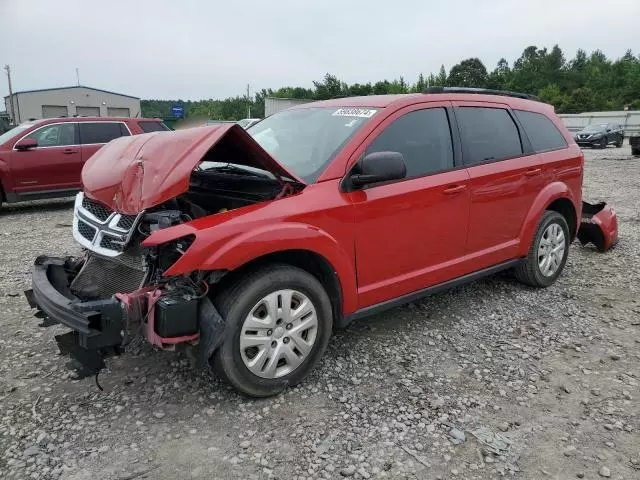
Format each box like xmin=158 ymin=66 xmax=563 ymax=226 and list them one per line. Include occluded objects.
xmin=25 ymin=256 xmax=125 ymax=374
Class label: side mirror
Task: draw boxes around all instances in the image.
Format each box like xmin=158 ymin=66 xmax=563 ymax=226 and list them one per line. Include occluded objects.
xmin=15 ymin=138 xmax=38 ymax=150
xmin=350 ymin=151 xmax=407 ymax=188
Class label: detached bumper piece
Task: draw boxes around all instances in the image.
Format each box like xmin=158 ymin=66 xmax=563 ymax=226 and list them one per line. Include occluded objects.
xmin=25 ymin=256 xmax=125 ymax=378
xmin=577 ymin=201 xmax=619 ymax=252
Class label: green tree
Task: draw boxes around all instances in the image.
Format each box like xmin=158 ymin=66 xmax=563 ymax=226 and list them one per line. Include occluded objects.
xmin=448 ymin=58 xmax=488 ymax=87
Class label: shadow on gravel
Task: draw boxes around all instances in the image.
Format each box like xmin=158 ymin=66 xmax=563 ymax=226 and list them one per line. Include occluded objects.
xmin=0 ymin=198 xmax=75 ymax=215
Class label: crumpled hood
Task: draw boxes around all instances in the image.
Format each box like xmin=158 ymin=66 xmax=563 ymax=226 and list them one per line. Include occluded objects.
xmin=81 ymin=124 xmax=304 ymax=214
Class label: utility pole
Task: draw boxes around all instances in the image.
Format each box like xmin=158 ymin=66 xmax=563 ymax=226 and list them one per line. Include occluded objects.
xmin=76 ymin=68 xmax=80 ymax=86
xmin=4 ymin=65 xmax=16 ymax=125
xmin=246 ymin=84 xmax=251 ymax=118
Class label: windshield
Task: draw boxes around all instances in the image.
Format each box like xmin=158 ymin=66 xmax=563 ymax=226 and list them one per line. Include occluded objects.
xmin=248 ymin=107 xmax=378 ymax=183
xmin=0 ymin=123 xmax=36 ymax=146
xmin=581 ymin=124 xmax=608 ymax=133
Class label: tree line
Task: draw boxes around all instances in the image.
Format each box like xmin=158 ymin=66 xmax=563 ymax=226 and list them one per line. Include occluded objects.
xmin=141 ymin=45 xmax=640 ymax=120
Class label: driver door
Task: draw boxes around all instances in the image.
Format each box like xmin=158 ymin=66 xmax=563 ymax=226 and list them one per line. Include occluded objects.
xmin=344 ymin=103 xmax=471 ymax=309
xmin=10 ymin=122 xmax=81 ymax=194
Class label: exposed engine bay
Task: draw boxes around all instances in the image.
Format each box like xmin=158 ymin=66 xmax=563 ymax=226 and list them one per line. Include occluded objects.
xmin=27 ymin=137 xmax=303 ymax=378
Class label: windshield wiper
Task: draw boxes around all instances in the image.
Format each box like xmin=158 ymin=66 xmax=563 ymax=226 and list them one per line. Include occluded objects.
xmin=199 ymin=163 xmax=270 ymax=178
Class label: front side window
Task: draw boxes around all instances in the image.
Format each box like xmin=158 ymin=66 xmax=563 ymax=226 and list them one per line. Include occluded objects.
xmin=79 ymin=122 xmax=130 ymax=144
xmin=249 ymin=107 xmax=376 ymax=183
xmin=24 ymin=123 xmax=78 ymax=147
xmin=366 ymin=108 xmax=454 ymax=178
xmin=456 ymin=107 xmax=522 ymax=165
xmin=514 ymin=110 xmax=567 ymax=153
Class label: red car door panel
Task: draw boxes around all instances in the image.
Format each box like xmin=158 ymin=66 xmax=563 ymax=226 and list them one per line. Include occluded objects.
xmin=345 ymin=102 xmax=471 ymax=309
xmin=9 ymin=122 xmax=81 ymax=193
xmin=349 ymin=169 xmax=470 ymax=308
xmin=452 ymin=102 xmax=543 ymax=266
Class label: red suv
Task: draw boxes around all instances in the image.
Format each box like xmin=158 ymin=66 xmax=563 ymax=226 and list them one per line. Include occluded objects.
xmin=0 ymin=117 xmax=168 ymax=207
xmin=27 ymin=88 xmax=583 ymax=397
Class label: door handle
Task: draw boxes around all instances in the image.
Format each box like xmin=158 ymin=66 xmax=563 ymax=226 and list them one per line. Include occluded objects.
xmin=524 ymin=168 xmax=542 ymax=177
xmin=62 ymin=148 xmax=78 ymax=155
xmin=443 ymin=185 xmax=467 ymax=195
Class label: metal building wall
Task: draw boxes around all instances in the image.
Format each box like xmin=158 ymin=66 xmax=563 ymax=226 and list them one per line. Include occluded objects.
xmin=4 ymin=86 xmax=141 ymax=123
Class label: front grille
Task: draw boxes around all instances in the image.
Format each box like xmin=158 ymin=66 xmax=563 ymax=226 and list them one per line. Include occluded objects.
xmin=82 ymin=196 xmax=112 ymax=221
xmin=117 ymin=215 xmax=137 ymax=230
xmin=100 ymin=236 xmax=124 ymax=252
xmin=77 ymin=221 xmax=97 ymax=242
xmin=71 ymin=253 xmax=147 ymax=299
xmin=73 ymin=192 xmax=142 ymax=257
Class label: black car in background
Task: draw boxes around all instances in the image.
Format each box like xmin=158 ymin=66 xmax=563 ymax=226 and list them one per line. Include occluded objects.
xmin=575 ymin=123 xmax=625 ymax=148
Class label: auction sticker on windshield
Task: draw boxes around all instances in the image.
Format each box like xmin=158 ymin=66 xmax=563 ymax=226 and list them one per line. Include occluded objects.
xmin=332 ymin=108 xmax=377 ymax=118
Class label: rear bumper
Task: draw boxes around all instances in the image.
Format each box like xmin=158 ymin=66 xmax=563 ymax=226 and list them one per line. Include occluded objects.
xmin=26 ymin=256 xmax=125 ymax=372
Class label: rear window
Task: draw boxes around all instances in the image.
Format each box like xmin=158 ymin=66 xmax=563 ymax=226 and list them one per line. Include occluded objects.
xmin=455 ymin=107 xmax=522 ymax=165
xmin=79 ymin=122 xmax=130 ymax=144
xmin=138 ymin=121 xmax=170 ymax=133
xmin=515 ymin=110 xmax=567 ymax=153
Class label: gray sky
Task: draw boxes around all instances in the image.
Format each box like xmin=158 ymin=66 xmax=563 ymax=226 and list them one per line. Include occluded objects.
xmin=1 ymin=0 xmax=639 ymax=101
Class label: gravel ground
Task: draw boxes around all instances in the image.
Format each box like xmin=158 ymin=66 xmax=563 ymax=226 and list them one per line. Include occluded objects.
xmin=1 ymin=146 xmax=638 ymax=480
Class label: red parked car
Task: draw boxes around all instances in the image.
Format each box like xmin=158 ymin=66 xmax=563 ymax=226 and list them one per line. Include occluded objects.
xmin=0 ymin=116 xmax=169 ymax=207
xmin=28 ymin=88 xmax=598 ymax=396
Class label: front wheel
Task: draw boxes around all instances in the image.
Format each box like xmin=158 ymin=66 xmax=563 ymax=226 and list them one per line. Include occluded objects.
xmin=515 ymin=211 xmax=570 ymax=287
xmin=212 ymin=264 xmax=333 ymax=397
xmin=597 ymin=136 xmax=608 ymax=149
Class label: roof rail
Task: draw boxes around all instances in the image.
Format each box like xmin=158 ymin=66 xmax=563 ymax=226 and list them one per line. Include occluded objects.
xmin=423 ymin=86 xmax=539 ymax=101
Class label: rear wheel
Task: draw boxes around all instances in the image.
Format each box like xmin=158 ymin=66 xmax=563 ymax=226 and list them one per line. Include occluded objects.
xmin=515 ymin=211 xmax=570 ymax=287
xmin=212 ymin=264 xmax=333 ymax=397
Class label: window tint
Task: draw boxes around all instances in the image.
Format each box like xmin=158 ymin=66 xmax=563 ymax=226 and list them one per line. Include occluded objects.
xmin=79 ymin=122 xmax=130 ymax=144
xmin=456 ymin=107 xmax=522 ymax=165
xmin=515 ymin=110 xmax=567 ymax=153
xmin=25 ymin=123 xmax=77 ymax=147
xmin=366 ymin=108 xmax=454 ymax=177
xmin=138 ymin=121 xmax=170 ymax=133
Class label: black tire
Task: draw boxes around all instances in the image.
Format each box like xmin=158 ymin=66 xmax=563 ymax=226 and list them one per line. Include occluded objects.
xmin=632 ymin=148 xmax=640 ymax=157
xmin=212 ymin=264 xmax=333 ymax=397
xmin=597 ymin=136 xmax=607 ymax=149
xmin=514 ymin=211 xmax=570 ymax=288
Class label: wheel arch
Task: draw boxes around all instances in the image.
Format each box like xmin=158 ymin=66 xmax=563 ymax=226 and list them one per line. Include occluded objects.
xmin=212 ymin=249 xmax=347 ymax=329
xmin=518 ymin=182 xmax=580 ymax=257
xmin=545 ymin=197 xmax=578 ymax=239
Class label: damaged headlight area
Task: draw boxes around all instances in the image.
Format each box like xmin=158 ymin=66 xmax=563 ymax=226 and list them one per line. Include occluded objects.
xmin=25 ymin=198 xmax=227 ymax=379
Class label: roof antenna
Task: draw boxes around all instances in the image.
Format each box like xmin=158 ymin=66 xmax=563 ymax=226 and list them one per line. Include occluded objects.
xmin=75 ymin=68 xmax=80 ymax=86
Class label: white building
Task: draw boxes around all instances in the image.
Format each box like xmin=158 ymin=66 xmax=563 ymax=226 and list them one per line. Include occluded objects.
xmin=4 ymin=85 xmax=141 ymax=124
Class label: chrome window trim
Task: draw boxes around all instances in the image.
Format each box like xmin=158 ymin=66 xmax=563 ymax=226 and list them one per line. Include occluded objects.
xmin=12 ymin=121 xmax=132 ymax=151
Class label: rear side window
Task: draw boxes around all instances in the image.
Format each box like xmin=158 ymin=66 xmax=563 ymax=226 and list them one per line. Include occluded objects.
xmin=456 ymin=107 xmax=522 ymax=165
xmin=138 ymin=121 xmax=170 ymax=133
xmin=79 ymin=122 xmax=130 ymax=144
xmin=366 ymin=108 xmax=454 ymax=178
xmin=515 ymin=110 xmax=567 ymax=153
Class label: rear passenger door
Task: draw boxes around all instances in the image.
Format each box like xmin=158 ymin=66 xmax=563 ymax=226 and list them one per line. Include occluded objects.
xmin=79 ymin=122 xmax=131 ymax=162
xmin=453 ymin=102 xmax=542 ymax=267
xmin=349 ymin=103 xmax=471 ymax=308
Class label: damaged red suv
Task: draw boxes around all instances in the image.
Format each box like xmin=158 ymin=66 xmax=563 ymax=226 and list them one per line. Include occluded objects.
xmin=27 ymin=88 xmax=587 ymax=396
